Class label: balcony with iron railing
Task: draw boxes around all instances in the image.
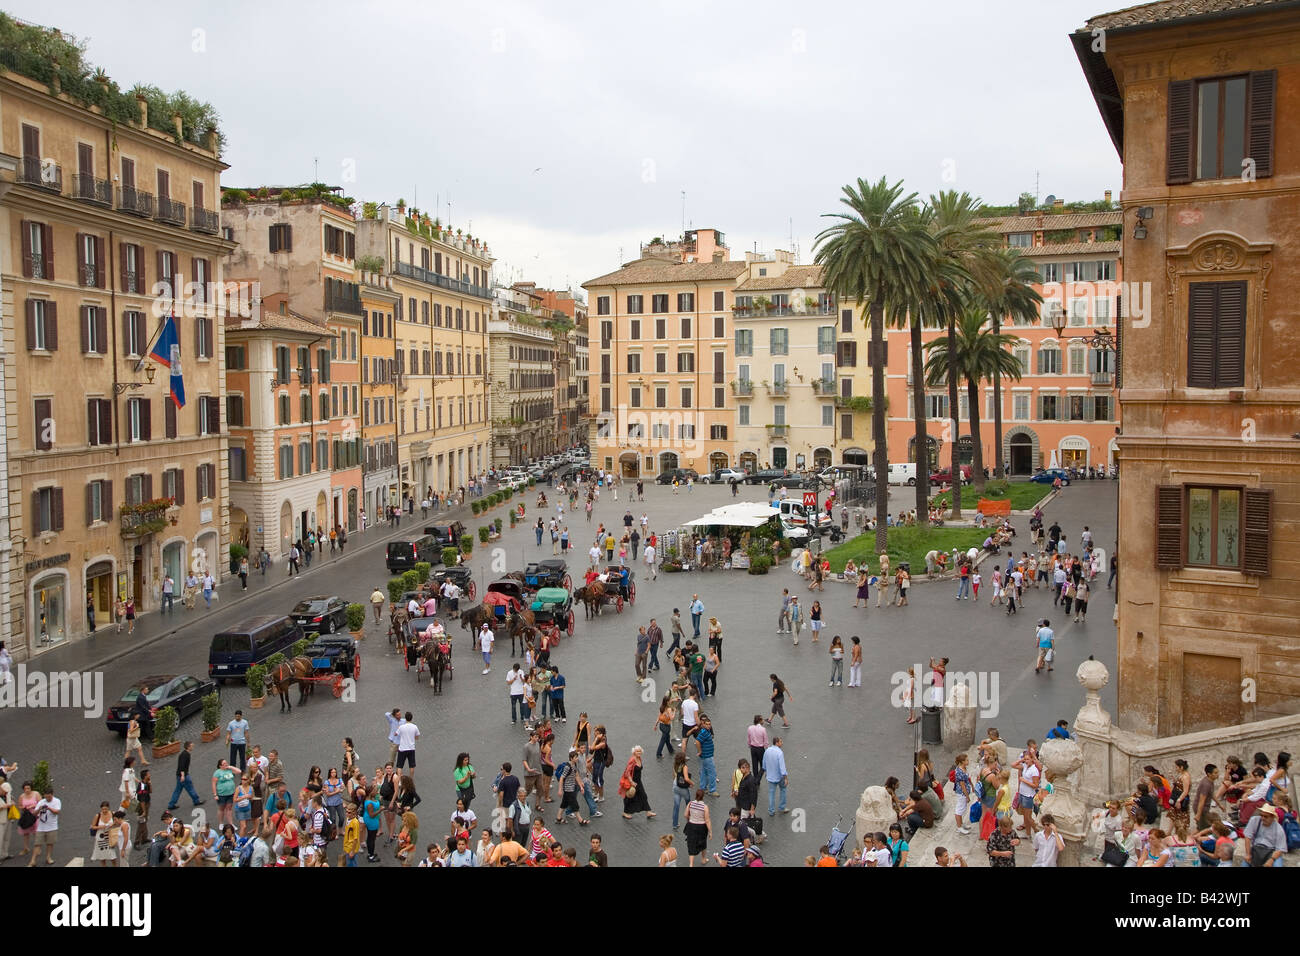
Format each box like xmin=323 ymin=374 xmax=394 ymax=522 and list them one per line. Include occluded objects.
xmin=25 ymin=253 xmax=50 ymax=280
xmin=117 ymin=186 xmax=154 ymax=218
xmin=766 ymin=424 xmax=789 ymax=438
xmin=19 ymin=155 xmax=61 ymax=193
xmin=731 ymin=380 xmax=754 ymax=397
xmin=813 ymin=378 xmax=837 ymax=396
xmin=191 ymin=206 xmax=220 ymax=235
xmin=1091 ymin=371 xmax=1113 ymax=386
xmin=394 ymin=260 xmax=492 ymax=300
xmin=733 ymin=302 xmax=835 ymax=318
xmin=324 ymin=285 xmax=364 ymax=316
xmin=769 ymin=380 xmax=789 ymax=396
xmin=71 ymin=173 xmax=112 ymax=206
xmin=155 ymin=196 xmax=187 ymax=227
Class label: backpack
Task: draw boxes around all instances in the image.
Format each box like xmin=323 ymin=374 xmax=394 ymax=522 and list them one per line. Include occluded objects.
xmin=319 ymin=810 xmax=337 ymax=842
xmin=237 ymin=838 xmax=257 ymax=867
xmin=1283 ymin=812 xmax=1300 ymax=852
xmin=514 ymin=800 xmax=532 ymax=826
xmin=554 ymin=761 xmax=569 ymax=782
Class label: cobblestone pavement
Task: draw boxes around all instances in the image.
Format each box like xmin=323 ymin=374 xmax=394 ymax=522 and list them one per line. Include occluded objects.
xmin=0 ymin=478 xmax=1118 ymax=867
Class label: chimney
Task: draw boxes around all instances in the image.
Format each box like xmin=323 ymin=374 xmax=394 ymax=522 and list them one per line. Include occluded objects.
xmin=136 ymin=94 xmax=148 ymax=128
xmin=205 ymin=128 xmax=219 ymax=153
xmin=1053 ymin=198 xmax=1065 ymax=210
xmin=171 ymin=112 xmax=184 ymax=140
xmin=1104 ymin=189 xmax=1112 ymax=204
xmin=712 ymin=251 xmax=725 ymax=263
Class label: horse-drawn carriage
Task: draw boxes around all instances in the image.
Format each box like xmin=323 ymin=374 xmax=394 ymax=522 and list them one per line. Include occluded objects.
xmin=529 ymin=587 xmax=575 ymax=641
xmin=401 ymin=617 xmax=454 ymax=693
xmin=430 ymin=566 xmax=476 ymax=601
xmin=574 ymin=566 xmax=635 ymax=616
xmin=522 ymin=559 xmax=572 ymax=593
xmin=266 ymin=634 xmax=359 ymax=710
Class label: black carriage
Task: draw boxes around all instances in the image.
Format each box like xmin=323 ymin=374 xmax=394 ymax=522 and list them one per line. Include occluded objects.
xmin=605 ymin=565 xmax=636 ymax=604
xmin=522 ymin=559 xmax=572 ymax=593
xmin=304 ymin=634 xmax=361 ymax=694
xmin=430 ymin=565 xmax=477 ymax=601
xmin=402 ymin=618 xmax=454 ymax=681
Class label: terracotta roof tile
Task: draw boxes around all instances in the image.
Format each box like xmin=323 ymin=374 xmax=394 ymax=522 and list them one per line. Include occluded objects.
xmin=225 ymin=309 xmax=329 ymax=336
xmin=977 ymin=211 xmax=1123 ymax=232
xmin=1081 ymin=0 xmax=1285 ymax=31
xmin=1015 ymin=240 xmax=1122 ymax=257
xmin=582 ymin=257 xmax=747 ymax=288
xmin=736 ymin=265 xmax=825 ymax=291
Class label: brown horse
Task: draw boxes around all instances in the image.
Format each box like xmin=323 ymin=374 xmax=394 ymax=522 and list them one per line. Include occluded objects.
xmin=573 ymin=582 xmax=605 ymax=619
xmin=267 ymin=656 xmax=315 ymax=711
xmin=459 ymin=603 xmax=497 ymax=635
xmin=420 ymin=640 xmax=453 ymax=694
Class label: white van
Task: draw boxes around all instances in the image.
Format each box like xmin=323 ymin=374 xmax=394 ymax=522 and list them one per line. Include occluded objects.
xmin=887 ymin=463 xmax=918 ymax=486
xmin=778 ymin=499 xmax=832 ymax=529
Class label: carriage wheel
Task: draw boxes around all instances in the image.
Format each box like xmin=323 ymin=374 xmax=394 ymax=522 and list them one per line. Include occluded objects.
xmin=566 ymin=610 xmax=575 ymax=635
xmin=629 ymin=582 xmax=637 ymax=604
xmin=616 ymin=596 xmax=624 ymax=613
xmin=353 ymin=653 xmax=361 ymax=681
xmin=468 ymin=581 xmax=477 ymax=600
xmin=563 ymin=574 xmax=572 ymax=590
xmin=402 ymin=648 xmax=410 ymax=671
xmin=332 ymin=674 xmax=345 ymax=698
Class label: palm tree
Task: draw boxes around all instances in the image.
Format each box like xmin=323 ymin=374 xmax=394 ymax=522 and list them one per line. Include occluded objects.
xmin=816 ymin=177 xmax=936 ymax=552
xmin=924 ymin=308 xmax=1025 ymax=497
xmin=921 ymin=191 xmax=999 ymax=517
xmin=982 ymin=246 xmax=1042 ymax=479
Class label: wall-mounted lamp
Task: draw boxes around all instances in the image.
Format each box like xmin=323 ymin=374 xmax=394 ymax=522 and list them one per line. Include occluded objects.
xmin=114 ymin=363 xmax=156 ymax=394
xmin=1133 ymin=206 xmax=1154 ymax=240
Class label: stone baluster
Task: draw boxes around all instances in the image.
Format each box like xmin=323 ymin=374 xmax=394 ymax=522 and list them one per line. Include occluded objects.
xmin=855 ymin=785 xmax=897 ymax=854
xmin=1074 ymin=657 xmax=1114 ymax=808
xmin=1040 ymin=737 xmax=1086 ymax=867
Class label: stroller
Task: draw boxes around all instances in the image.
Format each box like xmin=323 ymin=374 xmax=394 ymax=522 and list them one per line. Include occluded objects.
xmin=827 ymin=815 xmax=852 ymax=863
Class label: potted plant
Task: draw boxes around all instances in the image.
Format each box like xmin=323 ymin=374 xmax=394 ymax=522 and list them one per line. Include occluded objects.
xmin=493 ymin=517 xmax=503 ymax=533
xmin=397 ymin=198 xmax=406 ymax=213
xmin=246 ymin=666 xmax=267 ymax=709
xmin=32 ymin=761 xmax=52 ymax=797
xmin=387 ymin=578 xmax=407 ymax=606
xmin=460 ymin=534 xmax=473 ymax=556
xmin=748 ymin=555 xmax=773 ymax=575
xmin=346 ymin=603 xmax=367 ymax=637
xmin=414 ymin=561 xmax=431 ymax=582
xmin=753 ymin=296 xmax=771 ymax=315
xmin=478 ymin=526 xmax=491 ymax=544
xmin=151 ymin=706 xmax=181 ymax=756
xmin=291 ymin=638 xmax=311 ymax=658
xmin=442 ymin=546 xmax=459 ymax=567
xmin=471 ymin=500 xmax=482 ymax=516
xmin=509 ymin=512 xmax=518 ymax=528
xmin=200 ymin=692 xmax=222 ymax=742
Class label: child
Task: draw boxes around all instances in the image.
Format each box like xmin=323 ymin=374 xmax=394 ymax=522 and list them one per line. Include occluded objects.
xmin=341 ymin=803 xmax=361 ymax=867
xmin=990 ymin=568 xmax=1003 ymax=606
xmin=972 ymin=571 xmax=981 ymax=600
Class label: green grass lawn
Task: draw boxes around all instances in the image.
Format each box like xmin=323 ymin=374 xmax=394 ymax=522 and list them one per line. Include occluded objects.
xmin=821 ymin=524 xmax=988 ymax=575
xmin=929 ymin=480 xmax=1051 ymax=513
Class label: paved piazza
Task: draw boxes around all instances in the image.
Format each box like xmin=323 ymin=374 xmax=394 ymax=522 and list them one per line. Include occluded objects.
xmin=3 ymin=479 xmax=1118 ymax=867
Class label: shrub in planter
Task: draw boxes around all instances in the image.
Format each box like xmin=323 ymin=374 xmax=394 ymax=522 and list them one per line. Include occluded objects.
xmin=291 ymin=638 xmax=311 ymax=658
xmin=266 ymin=652 xmax=287 ymax=672
xmin=747 ymin=556 xmax=773 ymax=575
xmin=472 ymin=500 xmax=482 ymax=516
xmin=387 ymin=578 xmax=407 ymax=605
xmin=201 ymin=692 xmax=222 ymax=740
xmin=414 ymin=561 xmax=431 ymax=582
xmin=478 ymin=526 xmax=491 ymax=543
xmin=32 ymin=760 xmax=52 ymax=796
xmin=152 ymin=705 xmax=179 ymax=745
xmin=509 ymin=512 xmax=517 ymax=527
xmin=246 ymin=665 xmax=267 ymax=701
xmin=346 ymin=603 xmax=367 ymax=632
xmin=662 ymin=561 xmax=683 ymax=573
xmin=528 ymin=476 xmax=536 ymax=487
xmin=442 ymin=546 xmax=459 ymax=567
xmin=493 ymin=518 xmax=502 ymax=533
xmin=460 ymin=534 xmax=473 ymax=554
xmin=401 ymin=570 xmax=420 ymax=592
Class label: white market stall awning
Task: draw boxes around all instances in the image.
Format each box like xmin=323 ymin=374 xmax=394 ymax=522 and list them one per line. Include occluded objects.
xmin=684 ymin=502 xmax=781 ymax=528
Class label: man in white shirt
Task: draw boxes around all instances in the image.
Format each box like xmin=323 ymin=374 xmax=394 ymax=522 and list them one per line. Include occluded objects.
xmin=407 ymin=596 xmax=421 ymax=618
xmin=1032 ymin=814 xmax=1064 ymax=866
xmin=588 ymin=544 xmax=601 ymax=567
xmin=480 ymin=624 xmax=495 ymax=674
xmin=643 ymin=543 xmax=657 ymax=580
xmin=395 ymin=711 xmax=420 ymax=773
xmin=506 ymin=664 xmax=527 ymax=725
xmin=385 ymin=708 xmax=406 ymax=765
xmin=30 ymin=787 xmax=60 ymax=866
xmin=679 ymin=692 xmax=700 ymax=745
xmin=1014 ymin=751 xmax=1041 ymax=835
xmin=442 ymin=580 xmax=461 ymax=618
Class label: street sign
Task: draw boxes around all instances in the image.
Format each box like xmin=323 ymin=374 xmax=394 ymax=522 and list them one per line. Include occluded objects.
xmin=802 ymin=491 xmax=817 ymax=509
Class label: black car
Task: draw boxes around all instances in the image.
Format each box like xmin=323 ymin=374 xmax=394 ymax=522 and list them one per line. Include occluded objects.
xmin=105 ymin=674 xmax=217 ymax=736
xmin=290 ymin=595 xmax=349 ymax=634
xmin=655 ymin=468 xmax=699 ymax=485
xmin=773 ymin=473 xmax=818 ymax=489
xmin=746 ymin=468 xmax=789 ymax=485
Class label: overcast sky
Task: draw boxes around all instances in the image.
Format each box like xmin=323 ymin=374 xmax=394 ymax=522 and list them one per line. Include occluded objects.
xmin=15 ymin=0 xmax=1123 ymax=296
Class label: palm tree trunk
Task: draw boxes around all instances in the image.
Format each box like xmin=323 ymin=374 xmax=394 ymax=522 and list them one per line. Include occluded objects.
xmin=870 ymin=300 xmax=888 ymax=553
xmin=910 ymin=320 xmax=929 ymax=519
xmin=992 ymin=313 xmax=1005 ymax=480
xmin=968 ymin=375 xmax=985 ymax=495
xmin=946 ymin=321 xmax=962 ymax=519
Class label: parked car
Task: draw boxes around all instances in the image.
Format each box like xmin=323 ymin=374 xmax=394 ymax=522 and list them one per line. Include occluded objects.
xmin=424 ymin=522 xmax=467 ymax=550
xmin=387 ymin=535 xmax=440 ymax=573
xmin=1030 ymin=467 xmax=1072 ymax=486
xmin=209 ymin=616 xmax=303 ymax=682
xmin=527 ymin=465 xmax=546 ymax=479
xmin=105 ymin=673 xmax=217 ymax=736
xmin=746 ymin=468 xmax=789 ymax=485
xmin=655 ymin=468 xmax=699 ymax=485
xmin=702 ymin=467 xmax=747 ymax=484
xmin=290 ymin=595 xmax=350 ymax=634
xmin=501 ymin=474 xmax=530 ymax=490
xmin=929 ymin=465 xmax=974 ymax=485
xmin=772 ymin=472 xmax=818 ymax=489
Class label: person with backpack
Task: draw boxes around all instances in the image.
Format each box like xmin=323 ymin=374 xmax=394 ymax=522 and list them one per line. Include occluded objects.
xmin=554 ymin=750 xmax=589 ymax=826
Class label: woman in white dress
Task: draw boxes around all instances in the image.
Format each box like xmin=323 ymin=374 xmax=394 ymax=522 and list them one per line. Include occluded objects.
xmin=114 ymin=809 xmax=131 ymax=867
xmin=91 ymin=802 xmax=117 ymax=865
xmin=120 ymin=756 xmax=139 ymax=813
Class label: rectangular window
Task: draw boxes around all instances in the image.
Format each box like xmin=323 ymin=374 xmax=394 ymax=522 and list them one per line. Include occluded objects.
xmin=87 ymin=398 xmax=112 ymax=446
xmin=601 ymin=387 xmax=611 ymax=413
xmin=1196 ymin=76 xmax=1248 ymax=180
xmin=81 ymin=306 xmax=107 ymax=354
xmin=226 ymin=345 xmax=246 ymax=370
xmin=841 ymin=413 xmax=853 ymax=440
xmin=626 ymin=294 xmax=643 ymax=314
xmin=1041 ymin=262 xmax=1061 ymax=283
xmin=655 ymin=352 xmax=666 ymax=373
xmin=1039 ymin=394 xmax=1060 ymax=420
xmin=1039 ymin=348 xmax=1062 ymax=375
xmin=655 ymin=387 xmax=666 ymax=409
xmin=773 ymin=404 xmax=785 ymax=426
xmin=1093 ymin=395 xmax=1112 ymax=421
xmin=25 ymin=298 xmax=55 ymax=351
xmin=34 ymin=486 xmax=63 ymax=533
xmin=1069 ymin=347 xmax=1086 ymax=375
xmin=651 ymin=294 xmax=668 ymax=313
xmin=226 ymin=395 xmax=245 ymax=427
xmin=841 ymin=309 xmax=853 ymax=334
xmin=86 ymin=479 xmax=108 ymax=524
xmin=269 ymin=223 xmax=292 ymax=253
xmin=837 ymin=341 xmax=857 ymax=367
xmin=34 ymin=398 xmax=53 ymax=451
xmin=926 ymin=394 xmax=948 ymax=419
xmin=630 ymin=387 xmax=641 ymax=408
xmin=713 ymin=291 xmax=724 ymax=311
xmin=627 ymin=353 xmax=641 ymax=374
xmin=1187 ymin=281 xmax=1246 ymax=388
xmin=677 ymin=351 xmax=694 ymax=373
xmin=735 ymin=329 xmax=753 ymax=356
xmin=679 ymin=423 xmax=695 ymax=440
xmin=629 ymin=319 xmax=640 ymax=340
xmin=1186 ymin=487 xmax=1243 ymax=569
xmin=596 ymin=295 xmax=610 ymax=315
xmin=713 ymin=351 xmax=725 ymax=383
xmin=279 ymin=445 xmax=293 ymax=480
xmin=817 ymin=326 xmax=836 ymax=354
xmin=600 ymin=354 xmax=610 ymax=384
xmin=680 ymin=387 xmax=692 ymax=408
xmin=677 ymin=293 xmax=694 ymax=313
xmin=655 ymin=318 xmax=666 ymax=340
xmin=229 ymin=447 xmax=247 ymax=481
xmin=126 ymin=396 xmax=150 ymax=442
xmin=822 ymin=404 xmax=834 ymax=427
xmin=601 ymin=321 xmax=612 ymax=348
xmin=770 ymin=328 xmax=788 ymax=355
xmin=680 ymin=317 xmax=691 ymax=338
xmin=739 ymin=405 xmax=750 ymax=426
xmin=710 ymin=424 xmax=727 ymax=440
xmin=713 ymin=315 xmax=724 ymax=338
xmin=714 ymin=387 xmax=725 ymax=408
xmin=1068 ymin=395 xmax=1087 ymax=421
xmin=1013 ymin=393 xmax=1030 ymax=421
xmin=1008 ymin=232 xmax=1032 ymax=248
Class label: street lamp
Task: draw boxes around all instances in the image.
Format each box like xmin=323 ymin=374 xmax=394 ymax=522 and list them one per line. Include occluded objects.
xmin=113 ymin=363 xmax=156 ymax=394
xmin=1049 ymin=313 xmax=1116 ymax=354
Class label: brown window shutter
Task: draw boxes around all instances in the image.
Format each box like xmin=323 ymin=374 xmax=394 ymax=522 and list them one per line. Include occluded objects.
xmin=85 ymin=483 xmax=93 ymax=526
xmin=31 ymin=491 xmax=39 ymax=529
xmin=95 ymin=308 xmax=107 ymax=353
xmin=1187 ymin=283 xmax=1216 ymax=388
xmin=80 ymin=305 xmax=90 ymax=353
xmin=100 ymin=399 xmax=112 ymax=443
xmin=103 ymin=480 xmax=112 ymax=517
xmin=25 ymin=300 xmax=36 ymax=350
xmin=156 ymin=251 xmax=166 ymax=294
xmin=120 ymin=244 xmax=129 ymax=291
xmin=20 ymin=221 xmax=31 ymax=278
xmin=34 ymin=398 xmax=51 ymax=450
xmin=140 ymin=398 xmax=152 ymax=441
xmin=165 ymin=398 xmax=177 ymax=439
xmin=194 ymin=317 xmax=203 ymax=358
xmin=207 ymin=396 xmax=220 ymax=434
xmin=143 ymin=474 xmax=153 ymax=502
xmin=42 ymin=225 xmax=54 ymax=276
xmin=85 ymin=398 xmax=95 ymax=444
xmin=51 ymin=488 xmax=64 ymax=531
xmin=1247 ymin=71 xmax=1275 ymax=179
xmin=136 ymin=246 xmax=145 ymax=291
xmin=204 ymin=312 xmax=214 ymax=358
xmin=1242 ymin=488 xmax=1272 ymax=575
xmin=76 ymin=233 xmax=87 ymax=286
xmin=1167 ymin=79 xmax=1195 ymax=185
xmin=46 ymin=301 xmax=57 ymax=350
xmin=176 ymin=469 xmax=185 ymax=505
xmin=1217 ymin=281 xmax=1247 ymax=387
xmin=1156 ymin=484 xmax=1185 ymax=569
xmin=94 ymin=236 xmax=105 ymax=288
xmin=122 ymin=311 xmax=132 ymax=356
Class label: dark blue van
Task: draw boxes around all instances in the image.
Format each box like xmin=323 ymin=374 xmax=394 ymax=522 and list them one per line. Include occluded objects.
xmin=208 ymin=615 xmax=302 ymax=683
